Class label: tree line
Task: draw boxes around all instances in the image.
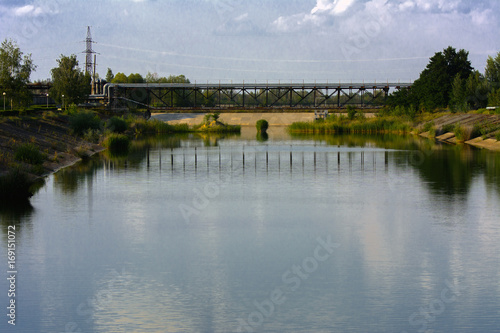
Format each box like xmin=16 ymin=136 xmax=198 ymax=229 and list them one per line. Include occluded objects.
xmin=388 ymin=46 xmax=500 ymax=116
xmin=1 ymin=39 xmax=500 ymax=112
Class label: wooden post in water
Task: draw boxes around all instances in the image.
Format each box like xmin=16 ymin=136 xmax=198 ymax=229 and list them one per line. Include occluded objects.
xmin=171 ymin=148 xmax=174 ymax=169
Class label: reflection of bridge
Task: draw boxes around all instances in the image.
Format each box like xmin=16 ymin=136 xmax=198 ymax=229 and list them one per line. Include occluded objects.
xmin=143 ymin=145 xmax=397 ymax=174
xmin=100 ymin=82 xmax=411 ymax=110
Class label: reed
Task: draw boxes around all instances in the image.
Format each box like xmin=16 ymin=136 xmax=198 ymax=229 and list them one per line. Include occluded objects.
xmin=14 ymin=143 xmax=46 ymax=165
xmin=102 ymin=133 xmax=130 ymax=154
xmin=288 ymin=116 xmax=412 ymax=134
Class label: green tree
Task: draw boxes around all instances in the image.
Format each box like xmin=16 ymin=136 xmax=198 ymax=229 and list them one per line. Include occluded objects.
xmin=488 ymin=87 xmax=500 ymax=107
xmin=450 ymin=74 xmax=466 ymax=112
xmin=0 ymin=39 xmax=36 ymax=107
xmin=485 ymin=52 xmax=500 ymax=84
xmin=50 ymin=54 xmax=91 ymax=105
xmin=112 ymin=72 xmax=128 ymax=83
xmin=105 ymin=68 xmax=114 ymax=82
xmin=485 ymin=52 xmax=500 ymax=106
xmin=465 ymin=71 xmax=489 ymax=109
xmin=127 ymin=73 xmax=144 ymax=83
xmin=409 ymin=46 xmax=473 ymax=111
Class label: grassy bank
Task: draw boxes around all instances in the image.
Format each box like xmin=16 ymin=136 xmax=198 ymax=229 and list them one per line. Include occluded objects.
xmin=288 ymin=113 xmax=413 ymax=134
xmin=0 ymin=109 xmax=241 ymax=201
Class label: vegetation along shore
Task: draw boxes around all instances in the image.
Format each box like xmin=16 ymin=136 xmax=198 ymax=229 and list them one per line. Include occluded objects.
xmin=2 ymin=38 xmax=500 ymax=202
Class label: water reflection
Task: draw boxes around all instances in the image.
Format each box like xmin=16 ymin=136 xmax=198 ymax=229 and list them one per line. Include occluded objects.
xmin=3 ymin=131 xmax=500 ymax=332
xmin=49 ymin=133 xmax=500 ymax=203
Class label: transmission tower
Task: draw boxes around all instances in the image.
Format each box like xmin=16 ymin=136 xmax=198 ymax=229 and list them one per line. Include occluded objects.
xmin=82 ymin=26 xmax=96 ymax=75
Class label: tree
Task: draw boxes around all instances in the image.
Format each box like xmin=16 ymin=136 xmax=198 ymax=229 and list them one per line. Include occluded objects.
xmin=0 ymin=39 xmax=36 ymax=107
xmin=50 ymin=54 xmax=91 ymax=105
xmin=127 ymin=73 xmax=144 ymax=83
xmin=409 ymin=46 xmax=473 ymax=111
xmin=465 ymin=71 xmax=489 ymax=109
xmin=105 ymin=68 xmax=114 ymax=82
xmin=485 ymin=52 xmax=500 ymax=85
xmin=450 ymin=74 xmax=466 ymax=113
xmin=112 ymin=72 xmax=128 ymax=83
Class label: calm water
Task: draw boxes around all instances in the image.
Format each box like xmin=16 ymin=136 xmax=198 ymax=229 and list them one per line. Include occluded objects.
xmin=1 ymin=128 xmax=500 ymax=333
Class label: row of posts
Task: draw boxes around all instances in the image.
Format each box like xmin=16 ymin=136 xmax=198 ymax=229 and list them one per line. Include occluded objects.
xmin=145 ymin=147 xmax=392 ymax=172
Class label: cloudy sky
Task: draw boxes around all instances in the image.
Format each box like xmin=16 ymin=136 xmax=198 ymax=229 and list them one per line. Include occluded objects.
xmin=0 ymin=0 xmax=499 ymax=83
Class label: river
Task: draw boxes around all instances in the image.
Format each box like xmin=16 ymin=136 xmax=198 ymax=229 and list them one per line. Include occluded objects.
xmin=1 ymin=128 xmax=500 ymax=332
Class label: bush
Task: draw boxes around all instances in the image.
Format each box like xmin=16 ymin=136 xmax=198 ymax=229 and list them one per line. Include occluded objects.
xmin=105 ymin=116 xmax=128 ymax=133
xmin=69 ymin=111 xmax=101 ymax=136
xmin=441 ymin=124 xmax=455 ymax=133
xmin=347 ymin=106 xmax=357 ymax=120
xmin=423 ymin=121 xmax=434 ymax=132
xmin=256 ymin=119 xmax=269 ymax=132
xmin=14 ymin=143 xmax=46 ymax=165
xmin=204 ymin=112 xmax=220 ymax=124
xmin=103 ymin=133 xmax=130 ymax=154
xmin=454 ymin=124 xmax=473 ymax=142
xmin=0 ymin=168 xmax=34 ymax=200
xmin=496 ymin=132 xmax=500 ymax=141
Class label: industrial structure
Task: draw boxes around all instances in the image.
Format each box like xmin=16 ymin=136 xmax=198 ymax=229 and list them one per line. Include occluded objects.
xmin=99 ymin=82 xmax=412 ymax=111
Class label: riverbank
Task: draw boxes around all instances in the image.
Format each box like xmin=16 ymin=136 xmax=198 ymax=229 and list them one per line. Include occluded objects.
xmin=418 ymin=113 xmax=500 ymax=151
xmin=0 ymin=113 xmax=104 ymax=200
xmin=157 ymin=111 xmax=500 ymax=151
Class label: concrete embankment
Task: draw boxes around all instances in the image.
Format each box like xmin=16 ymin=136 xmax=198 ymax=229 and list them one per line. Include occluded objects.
xmin=152 ymin=112 xmax=317 ymax=126
xmin=419 ymin=113 xmax=500 ymax=151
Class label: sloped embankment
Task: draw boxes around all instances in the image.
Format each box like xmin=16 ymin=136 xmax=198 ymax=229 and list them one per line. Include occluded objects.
xmin=419 ymin=114 xmax=500 ymax=151
xmin=0 ymin=114 xmax=104 ymax=200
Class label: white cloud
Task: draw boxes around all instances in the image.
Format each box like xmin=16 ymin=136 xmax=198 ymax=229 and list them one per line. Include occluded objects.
xmin=271 ymin=0 xmax=357 ymax=32
xmin=10 ymin=3 xmax=58 ymax=17
xmin=470 ymin=8 xmax=492 ymax=26
xmin=311 ymin=0 xmax=357 ymax=15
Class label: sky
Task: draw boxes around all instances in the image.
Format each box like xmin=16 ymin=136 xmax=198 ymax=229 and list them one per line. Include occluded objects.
xmin=0 ymin=0 xmax=499 ymax=84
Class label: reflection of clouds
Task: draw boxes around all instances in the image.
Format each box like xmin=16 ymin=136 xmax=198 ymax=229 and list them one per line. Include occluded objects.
xmin=92 ymin=274 xmax=196 ymax=332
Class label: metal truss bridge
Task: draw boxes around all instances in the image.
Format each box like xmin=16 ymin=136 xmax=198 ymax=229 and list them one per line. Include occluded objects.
xmin=98 ymin=82 xmax=412 ymax=110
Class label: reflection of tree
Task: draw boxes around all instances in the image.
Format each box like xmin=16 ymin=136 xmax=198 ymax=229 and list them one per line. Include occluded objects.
xmin=291 ymin=132 xmax=500 ymax=197
xmin=417 ymin=147 xmax=476 ymax=195
xmin=0 ymin=201 xmax=34 ymax=236
xmin=289 ymin=133 xmax=434 ymax=151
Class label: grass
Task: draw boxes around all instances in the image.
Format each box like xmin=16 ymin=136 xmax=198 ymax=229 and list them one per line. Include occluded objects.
xmin=69 ymin=111 xmax=101 ymax=136
xmin=453 ymin=124 xmax=473 ymax=142
xmin=105 ymin=116 xmax=128 ymax=133
xmin=14 ymin=143 xmax=46 ymax=165
xmin=102 ymin=133 xmax=131 ymax=154
xmin=288 ymin=115 xmax=412 ymax=134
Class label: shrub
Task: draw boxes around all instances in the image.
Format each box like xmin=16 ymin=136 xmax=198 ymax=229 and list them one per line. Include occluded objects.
xmin=423 ymin=121 xmax=434 ymax=132
xmin=256 ymin=119 xmax=269 ymax=132
xmin=204 ymin=112 xmax=220 ymax=123
xmin=347 ymin=106 xmax=357 ymax=120
xmin=441 ymin=124 xmax=455 ymax=133
xmin=496 ymin=132 xmax=500 ymax=141
xmin=454 ymin=124 xmax=473 ymax=142
xmin=105 ymin=116 xmax=128 ymax=133
xmin=0 ymin=168 xmax=34 ymax=200
xmin=83 ymin=128 xmax=101 ymax=143
xmin=470 ymin=123 xmax=482 ymax=139
xmin=69 ymin=111 xmax=101 ymax=136
xmin=14 ymin=143 xmax=46 ymax=165
xmin=103 ymin=133 xmax=130 ymax=154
